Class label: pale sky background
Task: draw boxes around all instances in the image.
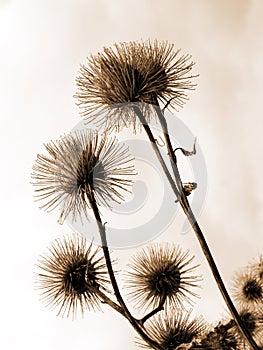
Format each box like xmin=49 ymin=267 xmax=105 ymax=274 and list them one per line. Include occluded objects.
xmin=1 ymin=0 xmax=263 ymax=349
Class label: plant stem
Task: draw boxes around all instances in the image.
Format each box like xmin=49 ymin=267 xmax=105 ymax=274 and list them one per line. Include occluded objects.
xmin=88 ymin=191 xmax=164 ymax=350
xmin=95 ymin=289 xmax=126 ymax=316
xmin=139 ymin=295 xmax=166 ymax=325
xmin=132 ymin=106 xmax=181 ymax=201
xmin=152 ymin=103 xmax=259 ymax=350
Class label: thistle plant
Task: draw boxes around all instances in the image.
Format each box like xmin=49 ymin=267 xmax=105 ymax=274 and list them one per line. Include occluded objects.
xmin=32 ymin=130 xmax=134 ymax=224
xmin=125 ymin=243 xmax=201 ymax=312
xmin=31 ymin=40 xmax=262 ymax=349
xmin=36 ymin=233 xmax=111 ymax=318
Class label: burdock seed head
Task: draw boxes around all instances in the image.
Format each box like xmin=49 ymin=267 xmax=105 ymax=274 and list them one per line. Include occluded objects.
xmin=35 ymin=233 xmax=110 ymax=318
xmin=232 ymin=268 xmax=263 ymax=308
xmin=31 ymin=129 xmax=135 ymax=224
xmin=124 ymin=243 xmax=201 ymax=311
xmin=233 ymin=308 xmax=263 ymax=344
xmin=138 ymin=309 xmax=206 ymax=350
xmin=75 ymin=40 xmax=197 ymax=131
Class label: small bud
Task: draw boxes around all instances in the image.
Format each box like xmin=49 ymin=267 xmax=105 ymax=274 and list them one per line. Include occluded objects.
xmin=183 ymin=182 xmax=197 ymax=197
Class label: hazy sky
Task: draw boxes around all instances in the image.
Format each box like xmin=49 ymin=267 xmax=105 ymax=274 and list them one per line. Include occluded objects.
xmin=1 ymin=1 xmax=263 ymax=349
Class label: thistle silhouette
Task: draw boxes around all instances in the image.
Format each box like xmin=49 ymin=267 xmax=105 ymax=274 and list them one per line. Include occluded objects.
xmin=75 ymin=40 xmax=196 ymax=131
xmin=32 ymin=129 xmax=134 ymax=223
xmin=125 ymin=243 xmax=200 ymax=311
xmin=32 ymin=40 xmax=262 ymax=350
xmin=36 ymin=234 xmax=111 ymax=318
xmin=138 ymin=309 xmax=206 ymax=350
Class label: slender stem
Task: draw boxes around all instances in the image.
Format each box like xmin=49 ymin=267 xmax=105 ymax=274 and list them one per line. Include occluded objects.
xmin=93 ymin=288 xmax=125 ymax=317
xmin=153 ymin=103 xmax=259 ymax=350
xmin=88 ymin=191 xmax=164 ymax=350
xmin=139 ymin=295 xmax=166 ymax=325
xmin=133 ymin=104 xmax=258 ymax=349
xmin=132 ymin=106 xmax=180 ymax=201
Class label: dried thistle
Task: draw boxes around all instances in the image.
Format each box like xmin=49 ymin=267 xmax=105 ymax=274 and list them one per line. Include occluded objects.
xmin=139 ymin=309 xmax=206 ymax=349
xmin=230 ymin=308 xmax=263 ymax=347
xmin=199 ymin=308 xmax=263 ymax=350
xmin=232 ymin=268 xmax=263 ymax=308
xmin=31 ymin=129 xmax=135 ymax=223
xmin=35 ymin=233 xmax=110 ymax=318
xmin=75 ymin=40 xmax=196 ymax=131
xmin=197 ymin=322 xmax=240 ymax=350
xmin=125 ymin=243 xmax=201 ymax=311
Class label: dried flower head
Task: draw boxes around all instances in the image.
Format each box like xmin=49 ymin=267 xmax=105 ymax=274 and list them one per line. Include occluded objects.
xmin=32 ymin=129 xmax=134 ymax=224
xmin=125 ymin=243 xmax=201 ymax=310
xmin=232 ymin=268 xmax=263 ymax=308
xmin=75 ymin=40 xmax=197 ymax=131
xmin=198 ymin=322 xmax=240 ymax=350
xmin=230 ymin=308 xmax=263 ymax=346
xmin=36 ymin=234 xmax=110 ymax=318
xmin=139 ymin=310 xmax=206 ymax=349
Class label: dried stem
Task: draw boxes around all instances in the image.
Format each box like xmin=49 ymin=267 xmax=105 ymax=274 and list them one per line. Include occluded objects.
xmin=133 ymin=104 xmax=259 ymax=350
xmin=152 ymin=102 xmax=259 ymax=350
xmin=95 ymin=289 xmax=125 ymax=317
xmin=139 ymin=294 xmax=166 ymax=325
xmin=88 ymin=190 xmax=164 ymax=350
xmin=132 ymin=106 xmax=181 ymax=201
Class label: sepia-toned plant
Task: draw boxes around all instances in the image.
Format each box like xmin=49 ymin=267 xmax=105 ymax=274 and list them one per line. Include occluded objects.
xmin=75 ymin=40 xmax=197 ymax=131
xmin=36 ymin=233 xmax=111 ymax=318
xmin=32 ymin=129 xmax=134 ymax=224
xmin=232 ymin=269 xmax=263 ymax=308
xmin=125 ymin=243 xmax=200 ymax=311
xmin=138 ymin=309 xmax=206 ymax=350
xmin=32 ymin=40 xmax=262 ymax=350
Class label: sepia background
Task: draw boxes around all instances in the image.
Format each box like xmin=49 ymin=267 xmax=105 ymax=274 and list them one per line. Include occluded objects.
xmin=0 ymin=0 xmax=263 ymax=349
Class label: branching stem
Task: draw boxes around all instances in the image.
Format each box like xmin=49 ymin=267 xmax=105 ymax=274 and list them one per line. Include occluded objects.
xmin=93 ymin=288 xmax=125 ymax=316
xmin=88 ymin=191 xmax=164 ymax=350
xmin=154 ymin=103 xmax=259 ymax=350
xmin=133 ymin=104 xmax=259 ymax=350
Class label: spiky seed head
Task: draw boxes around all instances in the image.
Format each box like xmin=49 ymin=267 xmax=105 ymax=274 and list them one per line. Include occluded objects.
xmin=125 ymin=243 xmax=201 ymax=311
xmin=198 ymin=322 xmax=240 ymax=350
xmin=232 ymin=268 xmax=263 ymax=308
xmin=31 ymin=129 xmax=135 ymax=223
xmin=75 ymin=40 xmax=197 ymax=131
xmin=35 ymin=233 xmax=110 ymax=318
xmin=229 ymin=308 xmax=263 ymax=346
xmin=138 ymin=309 xmax=206 ymax=350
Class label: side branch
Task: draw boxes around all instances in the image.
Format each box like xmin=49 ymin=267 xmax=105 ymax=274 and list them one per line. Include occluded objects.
xmin=139 ymin=295 xmax=166 ymax=325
